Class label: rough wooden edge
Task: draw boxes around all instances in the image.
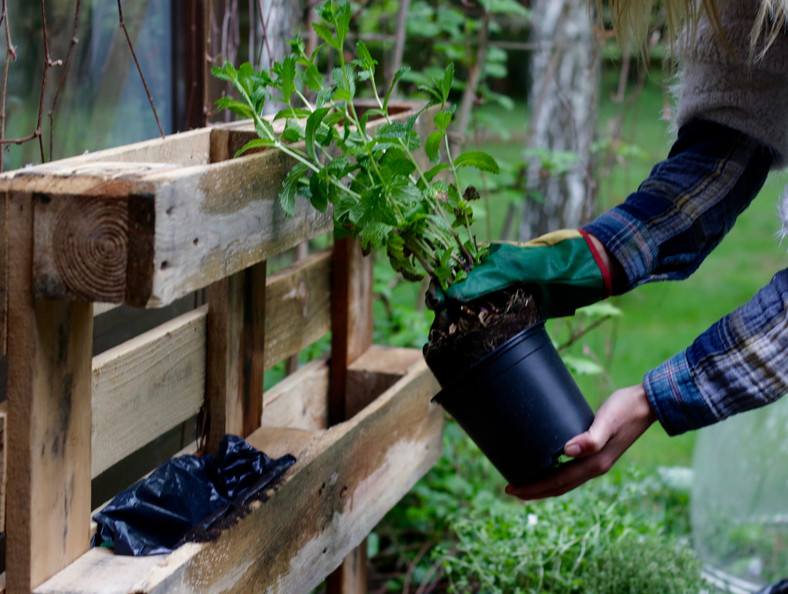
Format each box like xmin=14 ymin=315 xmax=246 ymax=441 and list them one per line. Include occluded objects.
xmin=35 ymin=355 xmax=442 ymax=594
xmin=91 ymin=307 xmax=208 ymax=478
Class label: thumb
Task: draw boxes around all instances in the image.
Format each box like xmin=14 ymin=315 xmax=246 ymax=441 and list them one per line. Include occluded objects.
xmin=564 ymin=418 xmax=613 ymax=458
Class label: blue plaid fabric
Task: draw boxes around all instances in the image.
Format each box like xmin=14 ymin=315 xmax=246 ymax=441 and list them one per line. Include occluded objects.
xmin=584 ymin=119 xmax=782 ymax=435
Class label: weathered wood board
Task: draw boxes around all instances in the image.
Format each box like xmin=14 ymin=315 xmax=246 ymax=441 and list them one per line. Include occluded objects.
xmin=35 ymin=354 xmax=442 ymax=594
xmin=91 ymin=307 xmax=207 ymax=478
xmin=6 ymin=192 xmax=94 ymax=591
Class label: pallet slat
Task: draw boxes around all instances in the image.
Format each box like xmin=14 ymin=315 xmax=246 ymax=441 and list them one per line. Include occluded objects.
xmin=36 ymin=353 xmax=442 ymax=594
xmin=91 ymin=307 xmax=208 ymax=478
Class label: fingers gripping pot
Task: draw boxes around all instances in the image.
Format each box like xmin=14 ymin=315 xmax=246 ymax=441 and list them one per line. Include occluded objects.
xmin=431 ymin=322 xmax=594 ymax=487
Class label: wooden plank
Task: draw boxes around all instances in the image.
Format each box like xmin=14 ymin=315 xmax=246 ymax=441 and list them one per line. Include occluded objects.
xmin=136 ymin=149 xmax=332 ymax=308
xmin=91 ymin=307 xmax=207 ymax=478
xmin=7 ymin=190 xmax=93 ymax=591
xmin=262 ymin=357 xmax=330 ymax=431
xmin=263 ymin=250 xmax=331 ymax=370
xmin=1 ymin=189 xmax=6 ymax=355
xmin=36 ymin=357 xmax=442 ymax=594
xmin=0 ymin=401 xmax=6 ymax=535
xmin=204 ymin=262 xmax=266 ymax=454
xmin=60 ymin=127 xmax=211 ymax=168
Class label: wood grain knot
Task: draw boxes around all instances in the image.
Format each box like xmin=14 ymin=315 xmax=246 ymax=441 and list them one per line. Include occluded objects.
xmin=53 ymin=200 xmax=128 ymax=301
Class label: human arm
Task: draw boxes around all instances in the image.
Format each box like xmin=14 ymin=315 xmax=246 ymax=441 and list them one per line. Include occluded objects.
xmin=436 ymin=120 xmax=773 ymax=318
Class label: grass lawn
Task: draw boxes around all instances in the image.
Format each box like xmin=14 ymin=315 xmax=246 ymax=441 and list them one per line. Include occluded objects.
xmin=470 ymin=68 xmax=788 ymax=473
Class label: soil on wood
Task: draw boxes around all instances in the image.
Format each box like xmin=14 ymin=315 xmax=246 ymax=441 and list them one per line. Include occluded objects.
xmin=423 ymin=288 xmax=541 ymax=387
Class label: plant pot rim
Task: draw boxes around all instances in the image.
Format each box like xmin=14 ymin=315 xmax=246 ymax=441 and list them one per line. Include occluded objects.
xmin=431 ymin=319 xmax=546 ymax=403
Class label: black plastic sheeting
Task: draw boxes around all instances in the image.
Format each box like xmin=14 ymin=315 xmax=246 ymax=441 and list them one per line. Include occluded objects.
xmin=756 ymin=579 xmax=788 ymax=594
xmin=91 ymin=435 xmax=296 ymax=556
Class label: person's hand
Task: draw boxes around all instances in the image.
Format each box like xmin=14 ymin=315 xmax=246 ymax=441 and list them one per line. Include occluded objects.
xmin=428 ymin=229 xmax=615 ymax=319
xmin=505 ymin=384 xmax=657 ymax=500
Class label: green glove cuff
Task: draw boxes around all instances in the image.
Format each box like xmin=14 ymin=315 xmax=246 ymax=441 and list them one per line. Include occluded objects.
xmin=443 ymin=229 xmax=611 ymax=318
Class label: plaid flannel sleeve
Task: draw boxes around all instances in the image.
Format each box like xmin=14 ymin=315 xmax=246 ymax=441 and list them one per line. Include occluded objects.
xmin=584 ymin=119 xmax=780 ymax=435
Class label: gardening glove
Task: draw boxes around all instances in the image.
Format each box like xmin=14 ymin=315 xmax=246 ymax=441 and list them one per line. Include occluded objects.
xmin=430 ymin=229 xmax=612 ymax=319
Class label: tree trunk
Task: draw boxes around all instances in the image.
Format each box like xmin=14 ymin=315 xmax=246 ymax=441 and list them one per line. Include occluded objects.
xmin=519 ymin=0 xmax=600 ymax=241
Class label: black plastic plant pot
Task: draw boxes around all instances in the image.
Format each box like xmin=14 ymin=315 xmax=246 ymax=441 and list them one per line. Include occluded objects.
xmin=431 ymin=321 xmax=594 ymax=488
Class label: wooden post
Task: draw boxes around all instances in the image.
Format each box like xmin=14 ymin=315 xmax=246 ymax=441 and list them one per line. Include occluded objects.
xmin=328 ymin=236 xmax=374 ymax=594
xmin=6 ymin=191 xmax=93 ymax=590
xmin=204 ymin=260 xmax=266 ymax=454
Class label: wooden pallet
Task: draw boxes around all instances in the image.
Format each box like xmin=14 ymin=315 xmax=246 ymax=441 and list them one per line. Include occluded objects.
xmin=0 ymin=100 xmax=442 ymax=593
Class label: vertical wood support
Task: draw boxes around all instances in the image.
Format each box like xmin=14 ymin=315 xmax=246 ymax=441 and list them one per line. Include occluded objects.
xmin=205 ymin=261 xmax=266 ymax=454
xmin=1 ymin=190 xmax=7 ymax=401
xmin=6 ymin=192 xmax=93 ymax=590
xmin=328 ymin=237 xmax=374 ymax=594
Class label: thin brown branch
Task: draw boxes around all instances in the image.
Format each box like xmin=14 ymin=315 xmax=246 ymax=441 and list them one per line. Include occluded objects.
xmin=48 ymin=0 xmax=81 ymax=161
xmin=401 ymin=539 xmax=434 ymax=594
xmin=1 ymin=0 xmax=15 ymax=169
xmin=556 ymin=315 xmax=611 ymax=352
xmin=256 ymin=0 xmax=277 ymax=68
xmin=452 ymin=11 xmax=491 ymax=153
xmin=117 ymin=0 xmax=164 ymax=138
xmin=36 ymin=0 xmax=59 ymax=163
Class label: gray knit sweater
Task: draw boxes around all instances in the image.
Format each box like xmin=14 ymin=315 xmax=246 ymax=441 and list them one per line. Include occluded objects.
xmin=677 ymin=1 xmax=788 ymax=167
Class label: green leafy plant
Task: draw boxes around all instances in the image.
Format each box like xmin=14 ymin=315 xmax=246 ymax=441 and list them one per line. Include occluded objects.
xmin=212 ymin=1 xmax=500 ymax=290
xmin=433 ymin=475 xmax=704 ymax=593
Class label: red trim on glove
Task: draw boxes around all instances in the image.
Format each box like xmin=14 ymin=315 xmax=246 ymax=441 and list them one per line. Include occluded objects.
xmin=578 ymin=229 xmax=612 ymax=298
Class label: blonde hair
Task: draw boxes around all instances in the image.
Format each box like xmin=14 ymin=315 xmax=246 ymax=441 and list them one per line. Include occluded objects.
xmin=599 ymin=0 xmax=788 ymax=61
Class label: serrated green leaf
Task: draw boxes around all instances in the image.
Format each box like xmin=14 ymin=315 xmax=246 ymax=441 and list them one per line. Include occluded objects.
xmin=438 ymin=63 xmax=454 ymax=104
xmin=304 ymin=63 xmax=323 ymax=91
xmin=383 ymin=67 xmax=410 ymax=112
xmin=434 ymin=110 xmax=453 ymax=131
xmin=306 ymin=107 xmax=330 ymax=160
xmin=234 ymin=138 xmax=275 ymax=157
xmin=374 ymin=122 xmax=420 ymax=151
xmin=379 ymin=148 xmax=416 ymax=179
xmin=355 ymin=40 xmax=376 ymax=72
xmin=279 ymin=163 xmax=310 ymax=217
xmin=454 ymin=151 xmax=500 ymax=174
xmin=309 ymin=173 xmax=329 ymax=212
xmin=312 ymin=22 xmax=339 ymax=49
xmin=360 ymin=222 xmax=392 ymax=253
xmin=281 ymin=119 xmax=305 ymax=143
xmin=215 ymin=97 xmax=254 ymax=119
xmin=279 ymin=55 xmax=297 ymax=103
xmin=424 ymin=163 xmax=450 ymax=182
xmin=334 ymin=2 xmax=352 ymax=48
xmin=425 ymin=130 xmax=443 ymax=163
xmin=255 ymin=118 xmax=275 ymax=141
xmin=332 ymin=65 xmax=356 ymax=100
xmin=211 ymin=63 xmax=236 ymax=83
xmin=273 ymin=108 xmax=311 ymax=120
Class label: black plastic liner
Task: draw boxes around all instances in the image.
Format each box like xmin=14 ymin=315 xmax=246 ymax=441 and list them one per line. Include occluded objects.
xmin=91 ymin=435 xmax=296 ymax=556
